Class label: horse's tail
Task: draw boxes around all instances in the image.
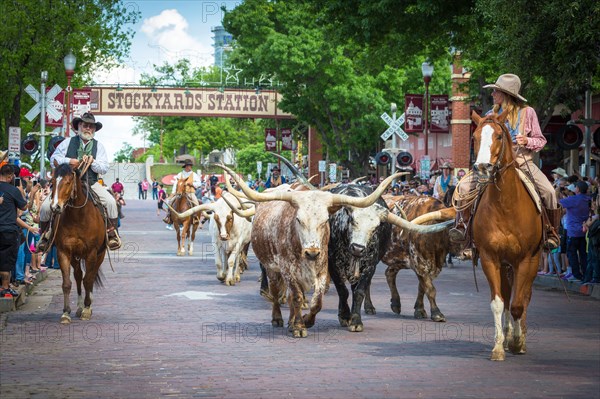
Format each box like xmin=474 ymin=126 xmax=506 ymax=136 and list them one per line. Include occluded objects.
xmin=80 ymin=259 xmax=105 ymax=289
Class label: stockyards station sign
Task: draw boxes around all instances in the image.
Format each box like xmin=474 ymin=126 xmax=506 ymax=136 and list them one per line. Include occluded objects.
xmin=87 ymin=87 xmax=293 ymax=119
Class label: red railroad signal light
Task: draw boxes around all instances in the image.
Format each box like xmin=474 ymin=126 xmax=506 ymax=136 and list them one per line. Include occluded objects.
xmin=375 ymin=151 xmax=392 ymax=166
xmin=47 ymin=136 xmax=65 ymax=160
xmin=21 ymin=136 xmax=39 ymax=155
xmin=396 ymin=151 xmax=413 ymax=167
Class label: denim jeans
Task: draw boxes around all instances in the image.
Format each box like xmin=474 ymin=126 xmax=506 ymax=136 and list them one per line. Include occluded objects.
xmin=584 ymin=246 xmax=599 ymax=282
xmin=567 ymin=236 xmax=587 ymax=279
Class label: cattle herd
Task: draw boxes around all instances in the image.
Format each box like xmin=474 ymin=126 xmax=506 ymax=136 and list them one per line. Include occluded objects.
xmin=170 ymin=156 xmax=458 ymax=340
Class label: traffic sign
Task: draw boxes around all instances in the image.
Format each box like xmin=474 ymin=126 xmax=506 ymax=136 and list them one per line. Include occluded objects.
xmin=24 ymin=84 xmax=63 ymax=122
xmin=8 ymin=127 xmax=21 ymax=153
xmin=380 ymin=112 xmax=408 ymax=141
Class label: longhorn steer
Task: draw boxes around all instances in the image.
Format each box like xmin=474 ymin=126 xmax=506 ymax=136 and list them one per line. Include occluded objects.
xmin=328 ymin=185 xmax=453 ymax=332
xmin=380 ymin=195 xmax=456 ymax=322
xmin=169 ymin=192 xmax=252 ymax=286
xmin=220 ymin=164 xmax=404 ymax=338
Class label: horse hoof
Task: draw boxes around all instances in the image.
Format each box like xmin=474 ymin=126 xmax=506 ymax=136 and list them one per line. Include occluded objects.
xmin=235 ymin=275 xmax=241 ymax=283
xmin=80 ymin=308 xmax=92 ymax=320
xmin=414 ymin=309 xmax=428 ymax=319
xmin=216 ymin=274 xmax=226 ymax=282
xmin=60 ymin=314 xmax=71 ymax=324
xmin=76 ymin=307 xmax=83 ymax=318
xmin=349 ymin=324 xmax=364 ymax=332
xmin=391 ymin=306 xmax=401 ymax=315
xmin=338 ymin=318 xmax=350 ymax=327
xmin=491 ymin=349 xmax=505 ymax=361
xmin=364 ymin=307 xmax=376 ymax=315
xmin=431 ymin=312 xmax=446 ymax=322
xmin=177 ymin=252 xmax=184 ymax=257
xmin=225 ymin=279 xmax=234 ymax=286
xmin=188 ymin=251 xmax=193 ymax=256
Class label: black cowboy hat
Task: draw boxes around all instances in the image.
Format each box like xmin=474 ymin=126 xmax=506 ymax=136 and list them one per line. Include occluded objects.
xmin=271 ymin=166 xmax=280 ymax=171
xmin=72 ymin=112 xmax=103 ymax=131
xmin=181 ymin=159 xmax=194 ymax=168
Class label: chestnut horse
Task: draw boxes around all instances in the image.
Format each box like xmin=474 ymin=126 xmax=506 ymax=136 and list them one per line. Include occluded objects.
xmin=468 ymin=111 xmax=543 ymax=361
xmin=171 ymin=174 xmax=200 ymax=256
xmin=49 ymin=163 xmax=106 ymax=324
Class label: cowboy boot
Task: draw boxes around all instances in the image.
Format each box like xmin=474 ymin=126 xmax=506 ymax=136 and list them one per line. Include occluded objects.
xmin=107 ymin=218 xmax=122 ymax=251
xmin=448 ymin=206 xmax=471 ymax=244
xmin=162 ymin=210 xmax=172 ymax=225
xmin=544 ymin=207 xmax=562 ymax=250
xmin=36 ymin=221 xmax=52 ymax=253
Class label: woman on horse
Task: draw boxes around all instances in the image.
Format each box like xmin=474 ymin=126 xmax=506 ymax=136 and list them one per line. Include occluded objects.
xmin=37 ymin=113 xmax=122 ymax=251
xmin=449 ymin=74 xmax=561 ymax=249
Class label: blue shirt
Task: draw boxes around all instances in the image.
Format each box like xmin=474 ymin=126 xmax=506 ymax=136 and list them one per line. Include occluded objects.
xmin=559 ymin=193 xmax=591 ymax=237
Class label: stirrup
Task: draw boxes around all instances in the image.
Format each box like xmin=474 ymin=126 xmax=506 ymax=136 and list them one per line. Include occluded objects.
xmin=107 ymin=232 xmax=122 ymax=250
xmin=449 ymin=227 xmax=469 ymax=243
xmin=36 ymin=230 xmax=52 ymax=253
xmin=544 ymin=237 xmax=559 ymax=250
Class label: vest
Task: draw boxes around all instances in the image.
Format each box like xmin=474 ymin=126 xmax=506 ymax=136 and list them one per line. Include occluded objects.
xmin=66 ymin=136 xmax=99 ymax=185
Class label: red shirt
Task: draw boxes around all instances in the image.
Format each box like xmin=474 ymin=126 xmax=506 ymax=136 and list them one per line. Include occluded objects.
xmin=111 ymin=181 xmax=124 ymax=193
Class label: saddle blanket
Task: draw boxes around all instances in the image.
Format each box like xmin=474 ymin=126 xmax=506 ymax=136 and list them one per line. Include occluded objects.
xmin=516 ymin=168 xmax=542 ymax=213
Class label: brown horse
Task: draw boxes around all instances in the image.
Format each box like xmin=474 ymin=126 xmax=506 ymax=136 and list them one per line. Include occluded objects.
xmin=49 ymin=163 xmax=106 ymax=324
xmin=469 ymin=110 xmax=543 ymax=361
xmin=170 ymin=174 xmax=200 ymax=256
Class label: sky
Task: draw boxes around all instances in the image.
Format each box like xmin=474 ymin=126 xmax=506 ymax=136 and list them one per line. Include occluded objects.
xmin=91 ymin=1 xmax=240 ymax=160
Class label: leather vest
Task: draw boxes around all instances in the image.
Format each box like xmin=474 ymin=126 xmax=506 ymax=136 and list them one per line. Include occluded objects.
xmin=66 ymin=136 xmax=99 ymax=185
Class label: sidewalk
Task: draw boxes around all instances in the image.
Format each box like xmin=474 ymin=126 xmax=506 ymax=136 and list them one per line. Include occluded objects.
xmin=0 ymin=268 xmax=52 ymax=313
xmin=534 ymin=273 xmax=600 ymax=299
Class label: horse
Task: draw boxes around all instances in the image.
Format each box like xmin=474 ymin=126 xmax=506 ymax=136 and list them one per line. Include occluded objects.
xmin=467 ymin=110 xmax=543 ymax=361
xmin=49 ymin=163 xmax=107 ymax=324
xmin=170 ymin=174 xmax=200 ymax=256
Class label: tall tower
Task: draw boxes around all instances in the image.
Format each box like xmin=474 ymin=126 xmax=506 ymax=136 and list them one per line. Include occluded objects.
xmin=211 ymin=26 xmax=233 ymax=68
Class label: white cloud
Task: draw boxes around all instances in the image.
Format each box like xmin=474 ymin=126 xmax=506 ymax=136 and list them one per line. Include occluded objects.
xmin=97 ymin=116 xmax=145 ymax=161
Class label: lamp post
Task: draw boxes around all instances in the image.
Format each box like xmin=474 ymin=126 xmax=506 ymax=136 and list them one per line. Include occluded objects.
xmin=421 ymin=61 xmax=434 ymax=156
xmin=63 ymin=51 xmax=76 ymax=137
xmin=40 ymin=71 xmax=48 ymax=178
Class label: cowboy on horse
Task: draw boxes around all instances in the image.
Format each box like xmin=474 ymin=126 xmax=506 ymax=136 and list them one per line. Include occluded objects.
xmin=162 ymin=159 xmax=202 ymax=225
xmin=37 ymin=112 xmax=122 ymax=251
xmin=449 ymin=74 xmax=562 ymax=249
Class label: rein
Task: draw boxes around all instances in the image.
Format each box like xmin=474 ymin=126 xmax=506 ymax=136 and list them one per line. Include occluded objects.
xmin=67 ymin=157 xmax=93 ymax=209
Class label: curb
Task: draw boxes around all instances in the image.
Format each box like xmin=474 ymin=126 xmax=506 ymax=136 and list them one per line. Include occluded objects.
xmin=0 ymin=268 xmax=53 ymax=313
xmin=534 ymin=275 xmax=600 ymax=300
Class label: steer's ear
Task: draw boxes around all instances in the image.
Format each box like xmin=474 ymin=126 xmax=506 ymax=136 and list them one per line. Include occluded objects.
xmin=327 ymin=204 xmax=343 ymax=214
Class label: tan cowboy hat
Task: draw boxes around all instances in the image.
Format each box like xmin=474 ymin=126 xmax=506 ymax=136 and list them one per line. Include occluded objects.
xmin=551 ymin=167 xmax=568 ymax=178
xmin=440 ymin=162 xmax=453 ymax=169
xmin=483 ymin=74 xmax=527 ymax=102
xmin=72 ymin=112 xmax=103 ymax=131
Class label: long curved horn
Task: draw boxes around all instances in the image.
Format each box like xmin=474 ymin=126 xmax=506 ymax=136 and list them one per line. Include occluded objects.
xmin=271 ymin=153 xmax=317 ymax=190
xmin=321 ymin=183 xmax=341 ymax=191
xmin=216 ymin=164 xmax=296 ymax=203
xmin=393 ymin=203 xmax=409 ymax=220
xmin=410 ymin=208 xmax=456 ymax=224
xmin=165 ymin=201 xmax=215 ymax=219
xmin=308 ymin=174 xmax=319 ymax=184
xmin=386 ymin=212 xmax=454 ymax=233
xmin=222 ymin=169 xmax=249 ymax=201
xmin=330 ymin=172 xmax=406 ymax=208
xmin=222 ymin=193 xmax=256 ymax=219
xmin=351 ymin=176 xmax=367 ymax=184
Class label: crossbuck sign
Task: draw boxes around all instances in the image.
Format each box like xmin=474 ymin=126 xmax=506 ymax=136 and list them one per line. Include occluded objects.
xmin=24 ymin=84 xmax=63 ymax=122
xmin=380 ymin=112 xmax=408 ymax=141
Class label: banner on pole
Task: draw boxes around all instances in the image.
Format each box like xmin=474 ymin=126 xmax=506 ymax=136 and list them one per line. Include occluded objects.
xmin=265 ymin=128 xmax=277 ymax=152
xmin=430 ymin=95 xmax=450 ymax=134
xmin=281 ymin=128 xmax=293 ymax=150
xmin=404 ymin=94 xmax=424 ymax=133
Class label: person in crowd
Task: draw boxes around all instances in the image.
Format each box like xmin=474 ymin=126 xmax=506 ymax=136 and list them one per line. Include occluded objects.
xmin=265 ymin=166 xmax=286 ymax=188
xmin=582 ymin=194 xmax=600 ymax=285
xmin=137 ymin=180 xmax=143 ymax=199
xmin=37 ymin=112 xmax=122 ymax=251
xmin=141 ymin=178 xmax=149 ymax=200
xmin=157 ymin=184 xmax=167 ymax=217
xmin=559 ymin=181 xmax=591 ymax=281
xmin=449 ymin=74 xmax=561 ymax=249
xmin=152 ymin=178 xmax=159 ymax=200
xmin=114 ymin=191 xmax=126 ymax=228
xmin=111 ymin=177 xmax=124 ymax=196
xmin=0 ymin=164 xmax=28 ymax=297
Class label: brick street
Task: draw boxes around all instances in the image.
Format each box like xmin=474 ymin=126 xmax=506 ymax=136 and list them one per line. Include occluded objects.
xmin=1 ymin=200 xmax=599 ymax=398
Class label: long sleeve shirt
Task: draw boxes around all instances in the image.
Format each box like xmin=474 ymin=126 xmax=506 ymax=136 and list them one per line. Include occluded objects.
xmin=559 ymin=193 xmax=591 ymax=237
xmin=50 ymin=137 xmax=109 ymax=176
xmin=171 ymin=170 xmax=202 ymax=194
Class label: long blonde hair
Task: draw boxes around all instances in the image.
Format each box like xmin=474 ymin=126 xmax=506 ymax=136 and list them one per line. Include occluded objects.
xmin=492 ymin=94 xmax=525 ymax=130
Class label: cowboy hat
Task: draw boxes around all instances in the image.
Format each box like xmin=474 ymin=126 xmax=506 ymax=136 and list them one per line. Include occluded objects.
xmin=483 ymin=74 xmax=527 ymax=102
xmin=440 ymin=162 xmax=453 ymax=169
xmin=551 ymin=167 xmax=568 ymax=178
xmin=72 ymin=112 xmax=103 ymax=131
xmin=181 ymin=159 xmax=193 ymax=168
xmin=271 ymin=166 xmax=280 ymax=171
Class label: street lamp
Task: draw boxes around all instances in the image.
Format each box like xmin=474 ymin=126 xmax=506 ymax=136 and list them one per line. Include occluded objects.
xmin=421 ymin=61 xmax=434 ymax=156
xmin=63 ymin=50 xmax=76 ymax=137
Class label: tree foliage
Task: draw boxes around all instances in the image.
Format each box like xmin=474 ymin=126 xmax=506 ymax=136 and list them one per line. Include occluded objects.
xmin=0 ymin=0 xmax=140 ymax=145
xmin=113 ymin=142 xmax=134 ymax=162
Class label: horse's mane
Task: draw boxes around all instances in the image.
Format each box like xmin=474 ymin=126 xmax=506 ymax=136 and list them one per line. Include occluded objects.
xmin=55 ymin=163 xmax=73 ymax=178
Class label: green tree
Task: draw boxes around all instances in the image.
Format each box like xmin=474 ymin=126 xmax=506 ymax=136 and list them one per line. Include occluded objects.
xmin=0 ymin=0 xmax=140 ymax=145
xmin=113 ymin=142 xmax=134 ymax=162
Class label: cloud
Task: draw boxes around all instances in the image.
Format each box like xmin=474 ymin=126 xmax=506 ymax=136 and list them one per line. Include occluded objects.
xmin=141 ymin=9 xmax=213 ymax=68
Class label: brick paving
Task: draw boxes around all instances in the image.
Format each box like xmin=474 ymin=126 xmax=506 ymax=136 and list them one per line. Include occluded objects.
xmin=1 ymin=199 xmax=599 ymax=398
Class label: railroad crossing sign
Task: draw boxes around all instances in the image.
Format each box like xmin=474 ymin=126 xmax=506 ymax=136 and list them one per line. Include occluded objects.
xmin=380 ymin=112 xmax=408 ymax=141
xmin=24 ymin=83 xmax=63 ymax=122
